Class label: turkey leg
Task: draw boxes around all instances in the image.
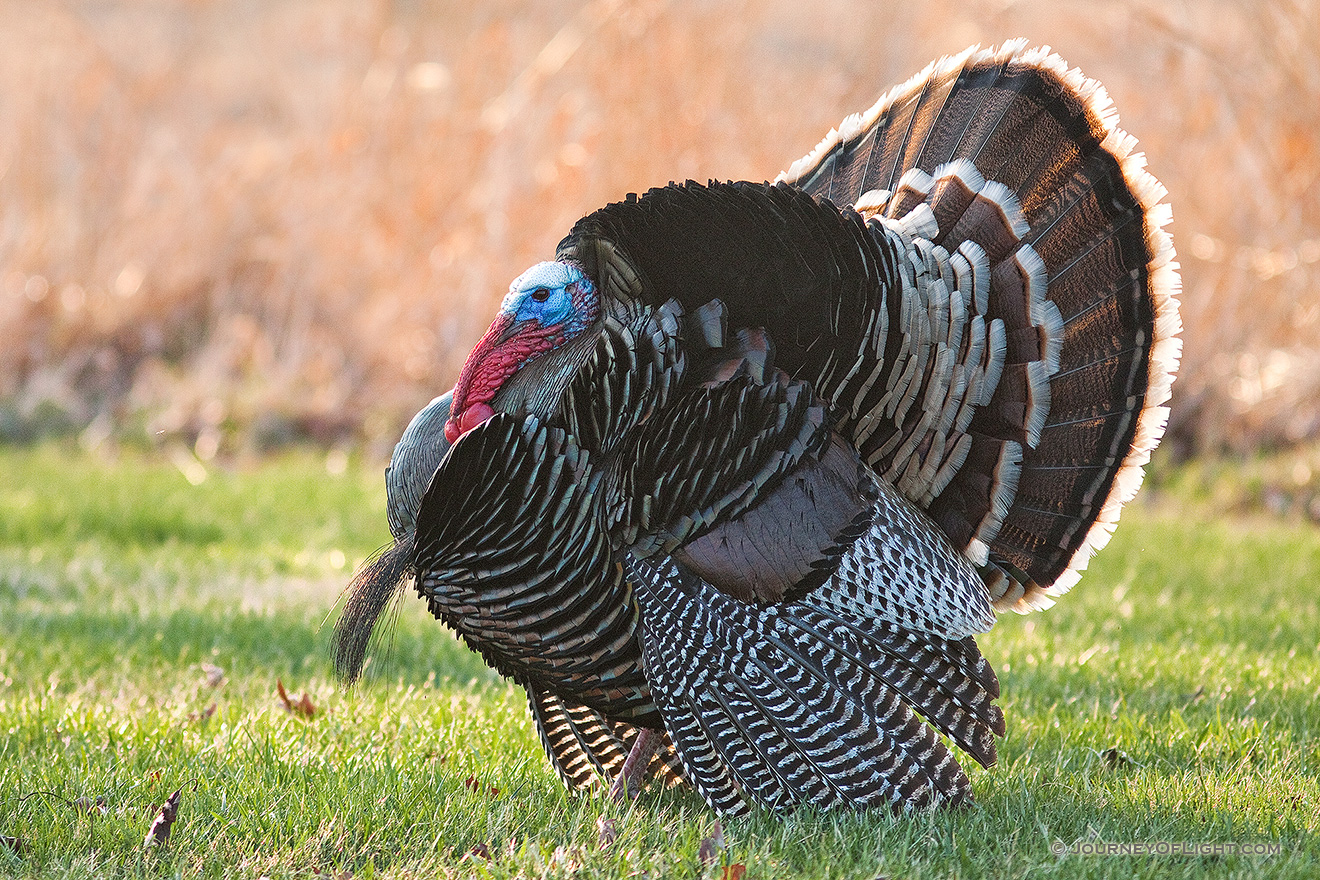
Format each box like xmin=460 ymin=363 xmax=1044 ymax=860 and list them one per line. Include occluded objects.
xmin=608 ymin=727 xmax=663 ymax=802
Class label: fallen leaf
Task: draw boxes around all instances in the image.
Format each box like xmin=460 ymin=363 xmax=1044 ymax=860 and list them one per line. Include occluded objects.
xmin=201 ymin=663 xmax=226 ymax=688
xmin=276 ymin=680 xmax=317 ymax=719
xmin=144 ymin=786 xmax=182 ymax=848
xmin=187 ymin=703 xmax=217 ymax=725
xmin=623 ymin=851 xmax=647 ymax=878
xmin=0 ymin=835 xmax=23 ymax=855
xmin=463 ymin=775 xmax=497 ymax=797
xmin=73 ymin=796 xmax=108 ymax=815
xmin=596 ymin=816 xmax=618 ymax=849
xmin=549 ymin=845 xmax=583 ymax=872
xmin=1101 ymin=747 xmax=1129 ymax=769
xmin=698 ymin=821 xmax=724 ymax=866
xmin=723 ymin=865 xmax=746 ymax=880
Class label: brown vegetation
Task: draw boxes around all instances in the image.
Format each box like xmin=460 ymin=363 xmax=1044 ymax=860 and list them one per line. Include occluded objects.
xmin=0 ymin=0 xmax=1316 ymax=458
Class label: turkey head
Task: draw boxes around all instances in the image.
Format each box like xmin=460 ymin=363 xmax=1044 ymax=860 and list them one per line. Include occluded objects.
xmin=445 ymin=260 xmax=601 ymax=443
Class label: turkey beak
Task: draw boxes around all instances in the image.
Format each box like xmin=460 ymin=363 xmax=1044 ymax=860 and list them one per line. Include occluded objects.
xmin=492 ymin=316 xmax=539 ymax=346
xmin=444 ymin=313 xmax=534 ymax=444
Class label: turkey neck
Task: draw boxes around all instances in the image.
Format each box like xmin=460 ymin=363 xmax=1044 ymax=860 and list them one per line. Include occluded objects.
xmin=490 ymin=321 xmax=602 ymax=422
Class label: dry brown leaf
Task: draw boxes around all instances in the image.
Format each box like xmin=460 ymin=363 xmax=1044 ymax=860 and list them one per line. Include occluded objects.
xmin=200 ymin=663 xmax=225 ymax=688
xmin=187 ymin=703 xmax=217 ymax=725
xmin=463 ymin=775 xmax=497 ymax=797
xmin=698 ymin=820 xmax=724 ymax=866
xmin=723 ymin=864 xmax=746 ymax=880
xmin=144 ymin=786 xmax=182 ymax=848
xmin=276 ymin=680 xmax=317 ymax=718
xmin=549 ymin=845 xmax=583 ymax=872
xmin=596 ymin=816 xmax=618 ymax=849
xmin=73 ymin=796 xmax=108 ymax=815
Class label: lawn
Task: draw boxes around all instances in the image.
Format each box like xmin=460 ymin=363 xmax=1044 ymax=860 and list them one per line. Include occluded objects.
xmin=0 ymin=444 xmax=1317 ymax=879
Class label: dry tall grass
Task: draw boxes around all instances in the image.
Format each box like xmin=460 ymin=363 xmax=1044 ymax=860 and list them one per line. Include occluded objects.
xmin=1 ymin=0 xmax=1316 ymax=458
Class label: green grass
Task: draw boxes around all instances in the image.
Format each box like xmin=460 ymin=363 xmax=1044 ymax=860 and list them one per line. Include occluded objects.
xmin=0 ymin=444 xmax=1317 ymax=879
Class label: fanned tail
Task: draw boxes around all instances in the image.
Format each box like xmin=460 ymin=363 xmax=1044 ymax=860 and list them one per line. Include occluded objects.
xmin=781 ymin=40 xmax=1181 ymax=609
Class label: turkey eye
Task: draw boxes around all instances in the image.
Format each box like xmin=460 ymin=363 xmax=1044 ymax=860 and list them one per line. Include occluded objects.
xmin=531 ymin=287 xmax=551 ymax=303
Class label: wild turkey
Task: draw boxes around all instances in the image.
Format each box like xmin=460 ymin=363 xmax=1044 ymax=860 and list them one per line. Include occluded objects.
xmin=335 ymin=40 xmax=1181 ymax=814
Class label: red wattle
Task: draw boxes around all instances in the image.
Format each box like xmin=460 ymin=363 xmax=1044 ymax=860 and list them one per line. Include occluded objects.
xmin=444 ymin=401 xmax=494 ymax=443
xmin=443 ymin=419 xmax=462 ymax=445
xmin=445 ymin=311 xmax=567 ymax=442
xmin=460 ymin=402 xmax=494 ymax=434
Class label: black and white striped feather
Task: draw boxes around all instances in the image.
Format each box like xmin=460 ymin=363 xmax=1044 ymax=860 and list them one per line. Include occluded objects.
xmin=527 ymin=687 xmax=683 ymax=791
xmin=630 ymin=555 xmax=979 ymax=813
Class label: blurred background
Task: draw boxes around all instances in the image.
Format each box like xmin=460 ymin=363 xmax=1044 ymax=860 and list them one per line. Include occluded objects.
xmin=0 ymin=0 xmax=1316 ymax=470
